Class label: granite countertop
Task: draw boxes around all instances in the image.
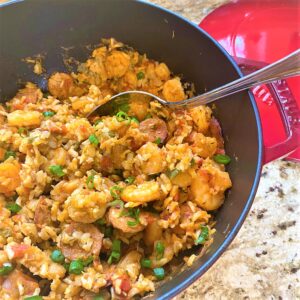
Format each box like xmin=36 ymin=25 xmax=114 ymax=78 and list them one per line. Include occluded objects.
xmin=148 ymin=0 xmax=300 ymax=299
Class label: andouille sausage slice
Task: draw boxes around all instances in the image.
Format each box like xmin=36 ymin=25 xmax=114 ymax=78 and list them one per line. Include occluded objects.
xmin=34 ymin=197 xmax=52 ymax=228
xmin=139 ymin=118 xmax=168 ymax=144
xmin=2 ymin=269 xmax=39 ymax=299
xmin=209 ymin=117 xmax=224 ymax=150
xmin=60 ymin=223 xmax=103 ymax=260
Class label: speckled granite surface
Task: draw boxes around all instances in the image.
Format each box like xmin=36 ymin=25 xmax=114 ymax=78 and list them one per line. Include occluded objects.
xmin=147 ymin=0 xmax=300 ymax=299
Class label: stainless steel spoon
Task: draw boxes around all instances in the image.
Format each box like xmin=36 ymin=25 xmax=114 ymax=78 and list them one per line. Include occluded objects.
xmin=88 ymin=49 xmax=300 ymax=118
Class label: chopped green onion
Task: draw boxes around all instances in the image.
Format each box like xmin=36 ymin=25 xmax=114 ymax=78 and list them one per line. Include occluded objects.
xmin=43 ymin=111 xmax=56 ymax=118
xmin=23 ymin=296 xmax=43 ymax=300
xmin=130 ymin=116 xmax=140 ymax=124
xmin=50 ymin=250 xmax=65 ymax=263
xmin=153 ymin=267 xmax=165 ymax=280
xmin=127 ymin=220 xmax=138 ymax=227
xmin=195 ymin=225 xmax=209 ymax=245
xmin=155 ymin=241 xmax=165 ymax=260
xmin=0 ymin=262 xmax=14 ymax=276
xmin=141 ymin=258 xmax=152 ymax=268
xmin=108 ymin=240 xmax=121 ymax=264
xmin=93 ymin=296 xmax=104 ymax=300
xmin=136 ymin=71 xmax=145 ymax=80
xmin=116 ymin=111 xmax=130 ymax=122
xmin=4 ymin=150 xmax=16 ymax=160
xmin=145 ymin=113 xmax=152 ymax=120
xmin=86 ymin=175 xmax=95 ymax=189
xmin=112 ymin=240 xmax=121 ymax=252
xmin=69 ymin=259 xmax=84 ymax=274
xmin=49 ymin=165 xmax=65 ymax=177
xmin=94 ymin=119 xmax=103 ymax=126
xmin=95 ymin=218 xmax=106 ymax=226
xmin=125 ymin=176 xmax=135 ymax=184
xmin=107 ymin=199 xmax=124 ymax=208
xmin=89 ymin=134 xmax=99 ymax=146
xmin=63 ymin=262 xmax=70 ymax=270
xmin=18 ymin=127 xmax=28 ymax=136
xmin=104 ymin=226 xmax=113 ymax=238
xmin=154 ymin=137 xmax=161 ymax=145
xmin=190 ymin=158 xmax=196 ymax=166
xmin=166 ymin=169 xmax=180 ymax=179
xmin=213 ymin=154 xmax=231 ymax=165
xmin=5 ymin=203 xmax=21 ymax=214
xmin=82 ymin=256 xmax=93 ymax=266
xmin=110 ymin=185 xmax=124 ymax=199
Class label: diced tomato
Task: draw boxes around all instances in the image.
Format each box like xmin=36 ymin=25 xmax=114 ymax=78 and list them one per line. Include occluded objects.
xmin=11 ymin=244 xmax=29 ymax=258
xmin=120 ymin=275 xmax=131 ymax=293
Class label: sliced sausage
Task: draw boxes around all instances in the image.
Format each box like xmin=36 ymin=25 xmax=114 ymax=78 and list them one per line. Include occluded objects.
xmin=60 ymin=223 xmax=103 ymax=260
xmin=34 ymin=197 xmax=52 ymax=228
xmin=139 ymin=118 xmax=168 ymax=144
xmin=2 ymin=269 xmax=39 ymax=299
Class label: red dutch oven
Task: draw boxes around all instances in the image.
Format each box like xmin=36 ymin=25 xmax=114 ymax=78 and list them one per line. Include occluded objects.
xmin=0 ymin=0 xmax=299 ymax=299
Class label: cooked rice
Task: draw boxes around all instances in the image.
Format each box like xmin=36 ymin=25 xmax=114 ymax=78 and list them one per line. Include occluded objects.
xmin=0 ymin=38 xmax=232 ymax=299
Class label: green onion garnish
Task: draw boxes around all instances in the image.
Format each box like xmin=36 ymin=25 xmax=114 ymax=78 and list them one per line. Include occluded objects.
xmin=141 ymin=258 xmax=152 ymax=268
xmin=130 ymin=116 xmax=140 ymax=124
xmin=153 ymin=267 xmax=165 ymax=280
xmin=127 ymin=220 xmax=138 ymax=227
xmin=23 ymin=296 xmax=43 ymax=300
xmin=110 ymin=185 xmax=124 ymax=199
xmin=4 ymin=150 xmax=16 ymax=160
xmin=107 ymin=199 xmax=124 ymax=208
xmin=190 ymin=158 xmax=196 ymax=166
xmin=89 ymin=134 xmax=99 ymax=146
xmin=116 ymin=111 xmax=130 ymax=122
xmin=166 ymin=169 xmax=180 ymax=179
xmin=195 ymin=225 xmax=209 ymax=245
xmin=155 ymin=241 xmax=165 ymax=260
xmin=86 ymin=174 xmax=95 ymax=189
xmin=136 ymin=71 xmax=145 ymax=80
xmin=49 ymin=165 xmax=65 ymax=177
xmin=108 ymin=240 xmax=121 ymax=264
xmin=154 ymin=137 xmax=161 ymax=145
xmin=213 ymin=154 xmax=231 ymax=165
xmin=125 ymin=176 xmax=135 ymax=184
xmin=0 ymin=262 xmax=14 ymax=276
xmin=5 ymin=202 xmax=21 ymax=214
xmin=82 ymin=256 xmax=93 ymax=267
xmin=43 ymin=111 xmax=56 ymax=118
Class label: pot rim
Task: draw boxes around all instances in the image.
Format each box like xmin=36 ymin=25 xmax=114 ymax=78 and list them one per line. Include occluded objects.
xmin=0 ymin=0 xmax=264 ymax=298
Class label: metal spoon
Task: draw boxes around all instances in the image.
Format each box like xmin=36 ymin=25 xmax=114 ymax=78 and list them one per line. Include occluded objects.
xmin=88 ymin=49 xmax=300 ymax=118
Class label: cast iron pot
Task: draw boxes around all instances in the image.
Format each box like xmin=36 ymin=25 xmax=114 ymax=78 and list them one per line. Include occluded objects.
xmin=0 ymin=0 xmax=264 ymax=299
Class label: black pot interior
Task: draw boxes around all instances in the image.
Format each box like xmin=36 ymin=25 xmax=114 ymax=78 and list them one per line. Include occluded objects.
xmin=0 ymin=0 xmax=262 ymax=299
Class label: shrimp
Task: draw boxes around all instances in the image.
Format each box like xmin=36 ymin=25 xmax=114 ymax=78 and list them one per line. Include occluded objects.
xmin=104 ymin=51 xmax=130 ymax=78
xmin=107 ymin=207 xmax=147 ymax=233
xmin=136 ymin=142 xmax=166 ymax=175
xmin=65 ymin=189 xmax=108 ymax=223
xmin=190 ymin=164 xmax=232 ymax=211
xmin=162 ymin=78 xmax=186 ymax=102
xmin=7 ymin=110 xmax=42 ymax=127
xmin=0 ymin=160 xmax=21 ymax=195
xmin=121 ymin=181 xmax=161 ymax=203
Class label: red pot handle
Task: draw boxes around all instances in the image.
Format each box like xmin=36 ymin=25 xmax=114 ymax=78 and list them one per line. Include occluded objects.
xmin=236 ymin=57 xmax=300 ymax=164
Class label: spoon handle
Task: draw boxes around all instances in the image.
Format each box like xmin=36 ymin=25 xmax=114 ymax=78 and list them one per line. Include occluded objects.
xmin=169 ymin=49 xmax=300 ymax=108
